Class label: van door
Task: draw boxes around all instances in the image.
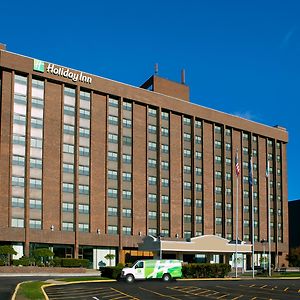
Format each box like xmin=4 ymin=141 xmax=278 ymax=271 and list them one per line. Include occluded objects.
xmin=133 ymin=261 xmax=145 ymax=279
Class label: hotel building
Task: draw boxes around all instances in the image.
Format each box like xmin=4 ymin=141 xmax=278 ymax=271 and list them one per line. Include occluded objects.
xmin=0 ymin=44 xmax=288 ymax=268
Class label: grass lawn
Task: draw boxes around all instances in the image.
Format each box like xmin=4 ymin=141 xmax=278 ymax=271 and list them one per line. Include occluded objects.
xmin=17 ymin=281 xmax=45 ymax=300
xmin=57 ymin=276 xmax=111 ymax=282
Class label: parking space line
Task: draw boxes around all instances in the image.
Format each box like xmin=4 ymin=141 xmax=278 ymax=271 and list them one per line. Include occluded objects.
xmin=284 ymin=287 xmax=289 ymax=292
xmin=102 ymin=294 xmax=123 ymax=298
xmin=231 ymin=295 xmax=243 ymax=300
xmin=217 ymin=294 xmax=229 ymax=299
xmin=110 ymin=287 xmax=139 ymax=300
xmin=250 ymin=284 xmax=256 ymax=287
xmin=298 ymin=289 xmax=300 ymax=293
xmin=139 ymin=287 xmax=180 ymax=300
xmin=250 ymin=297 xmax=257 ymax=300
xmin=110 ymin=296 xmax=133 ymax=300
xmin=260 ymin=285 xmax=268 ymax=289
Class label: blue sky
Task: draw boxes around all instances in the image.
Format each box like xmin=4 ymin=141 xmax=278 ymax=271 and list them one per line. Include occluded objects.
xmin=1 ymin=0 xmax=299 ymax=200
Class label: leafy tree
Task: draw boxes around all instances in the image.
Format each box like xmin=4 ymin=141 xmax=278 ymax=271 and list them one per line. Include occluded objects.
xmin=104 ymin=253 xmax=115 ymax=267
xmin=287 ymin=247 xmax=300 ymax=267
xmin=32 ymin=248 xmax=54 ymax=265
xmin=0 ymin=245 xmax=17 ymax=266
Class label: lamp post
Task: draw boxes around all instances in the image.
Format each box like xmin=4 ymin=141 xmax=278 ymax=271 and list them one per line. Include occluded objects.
xmin=261 ymin=239 xmax=267 ymax=270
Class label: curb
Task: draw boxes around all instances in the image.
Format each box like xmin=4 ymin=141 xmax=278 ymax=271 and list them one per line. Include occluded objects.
xmin=11 ymin=280 xmax=32 ymax=300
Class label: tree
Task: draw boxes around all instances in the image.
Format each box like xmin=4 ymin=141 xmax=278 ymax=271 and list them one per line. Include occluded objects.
xmin=32 ymin=248 xmax=54 ymax=266
xmin=287 ymin=247 xmax=300 ymax=267
xmin=104 ymin=253 xmax=115 ymax=267
xmin=0 ymin=245 xmax=17 ymax=266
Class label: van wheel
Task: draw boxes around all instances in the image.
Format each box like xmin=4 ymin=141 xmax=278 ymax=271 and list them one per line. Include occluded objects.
xmin=126 ymin=274 xmax=135 ymax=283
xmin=162 ymin=273 xmax=171 ymax=282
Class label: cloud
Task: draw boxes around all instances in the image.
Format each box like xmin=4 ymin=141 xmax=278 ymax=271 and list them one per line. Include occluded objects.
xmin=280 ymin=26 xmax=297 ymax=48
xmin=232 ymin=111 xmax=255 ymax=121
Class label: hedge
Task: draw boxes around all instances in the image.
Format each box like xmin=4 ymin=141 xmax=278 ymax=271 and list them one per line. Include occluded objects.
xmin=101 ymin=266 xmax=123 ymax=279
xmin=182 ymin=263 xmax=231 ymax=278
xmin=12 ymin=257 xmax=35 ymax=266
xmin=61 ymin=258 xmax=89 ymax=268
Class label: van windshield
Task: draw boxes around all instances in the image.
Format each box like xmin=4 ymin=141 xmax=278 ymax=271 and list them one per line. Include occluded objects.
xmin=135 ymin=261 xmax=144 ymax=268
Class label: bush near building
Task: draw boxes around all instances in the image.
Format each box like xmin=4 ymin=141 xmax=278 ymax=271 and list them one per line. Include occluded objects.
xmin=287 ymin=247 xmax=300 ymax=267
xmin=182 ymin=263 xmax=231 ymax=278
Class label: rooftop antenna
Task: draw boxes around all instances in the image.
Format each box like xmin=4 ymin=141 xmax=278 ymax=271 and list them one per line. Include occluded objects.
xmin=181 ymin=69 xmax=186 ymax=84
xmin=154 ymin=63 xmax=159 ymax=75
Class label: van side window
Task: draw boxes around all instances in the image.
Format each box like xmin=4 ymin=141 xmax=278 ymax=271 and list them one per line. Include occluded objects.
xmin=135 ymin=261 xmax=144 ymax=268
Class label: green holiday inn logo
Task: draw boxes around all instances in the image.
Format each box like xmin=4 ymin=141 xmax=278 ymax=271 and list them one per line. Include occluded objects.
xmin=33 ymin=59 xmax=44 ymax=73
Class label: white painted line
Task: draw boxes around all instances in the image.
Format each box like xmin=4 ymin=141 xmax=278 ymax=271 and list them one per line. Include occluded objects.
xmin=217 ymin=294 xmax=229 ymax=299
xmin=92 ymin=297 xmax=100 ymax=300
xmin=260 ymin=285 xmax=268 ymax=289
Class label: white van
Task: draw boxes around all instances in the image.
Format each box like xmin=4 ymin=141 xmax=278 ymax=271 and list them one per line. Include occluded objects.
xmin=121 ymin=259 xmax=182 ymax=283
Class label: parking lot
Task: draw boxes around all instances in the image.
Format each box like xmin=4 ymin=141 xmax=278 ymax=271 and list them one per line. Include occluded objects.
xmin=45 ymin=279 xmax=300 ymax=300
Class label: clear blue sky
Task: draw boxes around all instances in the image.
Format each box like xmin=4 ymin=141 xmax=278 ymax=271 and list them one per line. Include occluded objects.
xmin=1 ymin=0 xmax=299 ymax=200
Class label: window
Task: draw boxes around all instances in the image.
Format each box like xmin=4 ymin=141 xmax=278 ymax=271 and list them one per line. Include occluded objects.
xmin=148 ymin=158 xmax=157 ymax=168
xmin=30 ymin=178 xmax=42 ymax=189
xmin=122 ymin=190 xmax=132 ymax=200
xmin=13 ymin=155 xmax=25 ymax=166
xmin=13 ymin=113 xmax=26 ymax=125
xmin=31 ymin=138 xmax=43 ymax=149
xmin=80 ymin=91 xmax=90 ymax=102
xmin=161 ymin=161 xmax=169 ymax=170
xmin=268 ymin=140 xmax=273 ymax=147
xmin=253 ymin=136 xmax=257 ymax=142
xmin=12 ymin=197 xmax=25 ymax=208
xmin=215 ymin=125 xmax=221 ymax=133
xmin=184 ymin=214 xmax=191 ymax=223
xmin=225 ymin=129 xmax=231 ymax=136
xmin=32 ymin=98 xmax=43 ymax=108
xmin=226 ymin=172 xmax=231 ymax=180
xmin=215 ymin=140 xmax=222 ymax=149
xmin=123 ymin=154 xmax=132 ymax=164
xmin=195 ymin=167 xmax=202 ymax=176
xmin=29 ymin=199 xmax=42 ymax=209
xmin=148 ymin=228 xmax=157 ymax=236
xmin=108 ymin=207 xmax=118 ymax=216
xmin=108 ymin=188 xmax=118 ymax=198
xmin=215 ymin=202 xmax=222 ymax=209
xmin=184 ymin=198 xmax=192 ymax=207
xmin=148 ymin=176 xmax=157 ymax=185
xmin=161 ymin=144 xmax=169 ymax=153
xmin=215 ymin=217 xmax=222 ymax=225
xmin=108 ymin=151 xmax=118 ymax=161
xmin=14 ymin=94 xmax=27 ymax=105
xmin=123 ymin=226 xmax=132 ymax=235
xmin=161 ymin=111 xmax=169 ymax=120
xmin=226 ymin=218 xmax=232 ymax=225
xmin=243 ymin=147 xmax=248 ymax=155
xmin=184 ymin=133 xmax=191 ymax=141
xmin=64 ymin=124 xmax=75 ymax=135
xmin=108 ymin=133 xmax=118 ymax=143
xmin=184 ymin=149 xmax=191 ymax=157
xmin=63 ymin=163 xmax=74 ymax=173
xmin=226 ymin=188 xmax=232 ymax=195
xmin=253 ymin=149 xmax=257 ymax=157
xmin=148 ymin=108 xmax=157 ymax=117
xmin=243 ymin=133 xmax=249 ymax=140
xmin=215 ymin=186 xmax=222 ymax=194
xmin=148 ymin=124 xmax=157 ymax=133
xmin=64 ymin=105 xmax=75 ymax=116
xmin=184 ymin=231 xmax=191 ymax=239
xmin=122 ymin=208 xmax=132 ymax=218
xmin=161 ymin=178 xmax=169 ymax=187
xmin=79 ymin=204 xmax=89 ymax=214
xmin=243 ymin=161 xmax=249 ymax=168
xmin=12 ymin=218 xmax=24 ymax=228
xmin=79 ymin=108 xmax=90 ymax=119
xmin=108 ymin=98 xmax=118 ymax=107
xmin=195 ymin=120 xmax=202 ymax=128
xmin=108 ymin=225 xmax=118 ymax=234
xmin=226 ymin=203 xmax=232 ymax=210
xmin=244 ymin=220 xmax=250 ymax=227
xmin=215 ymin=171 xmax=222 ymax=179
xmin=63 ymin=144 xmax=74 ymax=154
xmin=79 ymin=146 xmax=89 ymax=157
xmin=108 ymin=115 xmax=118 ymax=125
xmin=183 ymin=117 xmax=191 ymax=125
xmin=226 ymin=158 xmax=231 ymax=165
xmin=149 ymin=211 xmax=157 ymax=220
xmin=243 ymin=190 xmax=249 ymax=198
xmin=196 ymin=199 xmax=203 ymax=208
xmin=161 ymin=195 xmax=169 ymax=204
xmin=161 ymin=212 xmax=169 ymax=221
xmin=79 ymin=165 xmax=89 ymax=176
xmin=161 ymin=229 xmax=169 ymax=237
xmin=63 ymin=182 xmax=74 ymax=193
xmin=215 ymin=156 xmax=221 ymax=164
xmin=123 ymin=136 xmax=132 ymax=146
xmin=184 ymin=165 xmax=191 ymax=174
xmin=195 ymin=135 xmax=202 ymax=144
xmin=184 ymin=181 xmax=191 ymax=190
xmin=196 ymin=183 xmax=202 ymax=192
xmin=79 ymin=184 xmax=89 ymax=195
xmin=253 ymin=192 xmax=258 ymax=199
xmin=196 ymin=215 xmax=202 ymax=224
xmin=225 ymin=143 xmax=231 ymax=151
xmin=148 ymin=193 xmax=157 ymax=203
xmin=79 ymin=223 xmax=89 ymax=232
xmin=148 ymin=141 xmax=157 ymax=151
xmin=122 ymin=172 xmax=132 ymax=181
xmin=161 ymin=127 xmax=169 ymax=136
xmin=123 ymin=101 xmax=132 ymax=111
xmin=254 ymin=220 xmax=258 ymax=228
xmin=243 ymin=234 xmax=250 ymax=241
xmin=195 ymin=151 xmax=202 ymax=160
xmin=62 ymin=202 xmax=74 ymax=212
xmin=123 ymin=118 xmax=132 ymax=128
xmin=62 ymin=222 xmax=73 ymax=231
xmin=64 ymin=87 xmax=75 ymax=97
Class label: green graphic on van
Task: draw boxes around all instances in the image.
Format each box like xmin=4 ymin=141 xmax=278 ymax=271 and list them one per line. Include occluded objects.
xmin=33 ymin=59 xmax=44 ymax=73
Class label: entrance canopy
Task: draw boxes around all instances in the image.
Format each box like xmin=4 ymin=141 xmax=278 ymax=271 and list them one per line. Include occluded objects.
xmin=138 ymin=235 xmax=252 ymax=254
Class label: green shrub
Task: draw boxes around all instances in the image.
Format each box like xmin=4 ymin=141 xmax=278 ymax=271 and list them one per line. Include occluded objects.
xmin=52 ymin=257 xmax=62 ymax=267
xmin=12 ymin=257 xmax=34 ymax=266
xmin=182 ymin=263 xmax=231 ymax=278
xmin=61 ymin=258 xmax=89 ymax=268
xmin=0 ymin=259 xmax=5 ymax=266
xmin=101 ymin=266 xmax=123 ymax=279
